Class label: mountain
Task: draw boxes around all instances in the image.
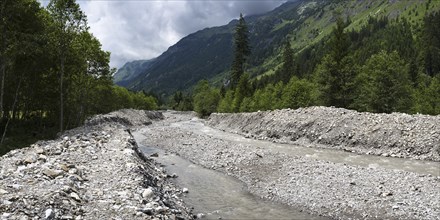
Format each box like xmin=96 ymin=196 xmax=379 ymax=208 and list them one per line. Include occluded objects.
xmin=114 ymin=0 xmax=440 ymax=96
xmin=113 ymin=59 xmax=155 ymax=87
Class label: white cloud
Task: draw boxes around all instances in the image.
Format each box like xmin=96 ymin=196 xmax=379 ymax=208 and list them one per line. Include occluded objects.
xmin=75 ymin=0 xmax=285 ymax=68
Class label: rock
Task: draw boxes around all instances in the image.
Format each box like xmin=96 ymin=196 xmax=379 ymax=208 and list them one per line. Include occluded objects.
xmin=35 ymin=147 xmax=45 ymax=154
xmin=45 ymin=209 xmax=54 ymax=220
xmin=382 ymin=192 xmax=393 ymax=197
xmin=0 ymin=189 xmax=8 ymax=194
xmin=142 ymin=208 xmax=154 ymax=215
xmin=168 ymin=173 xmax=178 ymax=178
xmin=196 ymin=213 xmax=205 ymax=219
xmin=42 ymin=168 xmax=63 ymax=178
xmin=70 ymin=192 xmax=81 ymax=201
xmin=142 ymin=188 xmax=154 ymax=199
xmin=150 ymin=153 xmax=159 ymax=157
xmin=39 ymin=154 xmax=47 ymax=161
xmin=60 ymin=164 xmax=70 ymax=172
xmin=23 ymin=155 xmax=37 ymax=164
xmin=182 ymin=188 xmax=189 ymax=193
xmin=155 ymin=206 xmax=165 ymax=213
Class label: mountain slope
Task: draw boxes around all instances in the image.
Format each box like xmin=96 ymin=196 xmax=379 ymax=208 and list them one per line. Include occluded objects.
xmin=115 ymin=0 xmax=440 ymax=96
xmin=113 ymin=59 xmax=155 ymax=87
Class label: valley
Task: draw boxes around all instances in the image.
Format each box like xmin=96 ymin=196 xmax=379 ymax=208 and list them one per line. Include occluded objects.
xmin=2 ymin=109 xmax=438 ymax=219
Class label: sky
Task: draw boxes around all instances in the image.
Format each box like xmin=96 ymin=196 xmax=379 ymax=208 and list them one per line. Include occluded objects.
xmin=40 ymin=0 xmax=286 ymax=68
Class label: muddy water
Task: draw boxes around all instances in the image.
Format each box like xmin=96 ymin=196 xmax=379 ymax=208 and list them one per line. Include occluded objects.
xmin=136 ymin=142 xmax=326 ymax=220
xmin=170 ymin=118 xmax=440 ymax=177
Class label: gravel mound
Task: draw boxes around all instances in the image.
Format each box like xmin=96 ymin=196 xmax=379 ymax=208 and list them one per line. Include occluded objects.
xmin=85 ymin=109 xmax=164 ymax=127
xmin=0 ymin=110 xmax=192 ymax=220
xmin=208 ymin=106 xmax=440 ymax=161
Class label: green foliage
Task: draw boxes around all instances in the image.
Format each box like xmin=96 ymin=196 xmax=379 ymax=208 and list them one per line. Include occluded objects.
xmin=412 ymin=75 xmax=440 ymax=115
xmin=352 ymin=51 xmax=412 ymax=113
xmin=281 ymin=77 xmax=318 ymax=109
xmin=280 ymin=41 xmax=295 ymax=83
xmin=0 ymin=0 xmax=158 ymax=155
xmin=231 ymin=13 xmax=251 ymax=88
xmin=315 ymin=15 xmax=356 ymax=108
xmin=217 ymin=90 xmax=235 ymax=113
xmin=193 ymin=80 xmax=220 ymax=117
xmin=171 ymin=91 xmax=193 ymax=111
xmin=232 ymin=73 xmax=252 ymax=112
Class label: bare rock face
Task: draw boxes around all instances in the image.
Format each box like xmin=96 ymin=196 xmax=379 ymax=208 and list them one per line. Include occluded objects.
xmin=208 ymin=106 xmax=440 ymax=161
xmin=0 ymin=110 xmax=192 ymax=220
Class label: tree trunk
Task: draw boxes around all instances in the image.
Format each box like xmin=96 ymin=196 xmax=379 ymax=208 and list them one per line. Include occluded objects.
xmin=0 ymin=0 xmax=7 ymax=120
xmin=60 ymin=55 xmax=64 ymax=133
xmin=1 ymin=78 xmax=21 ymax=144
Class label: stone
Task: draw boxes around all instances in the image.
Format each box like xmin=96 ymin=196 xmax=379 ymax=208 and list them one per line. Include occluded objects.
xmin=42 ymin=168 xmax=63 ymax=178
xmin=0 ymin=189 xmax=8 ymax=195
xmin=60 ymin=164 xmax=70 ymax=172
xmin=23 ymin=155 xmax=37 ymax=164
xmin=35 ymin=147 xmax=45 ymax=154
xmin=70 ymin=192 xmax=81 ymax=201
xmin=182 ymin=188 xmax=189 ymax=193
xmin=196 ymin=213 xmax=205 ymax=219
xmin=142 ymin=208 xmax=154 ymax=215
xmin=142 ymin=188 xmax=154 ymax=199
xmin=45 ymin=209 xmax=54 ymax=220
xmin=150 ymin=153 xmax=159 ymax=157
xmin=382 ymin=192 xmax=393 ymax=197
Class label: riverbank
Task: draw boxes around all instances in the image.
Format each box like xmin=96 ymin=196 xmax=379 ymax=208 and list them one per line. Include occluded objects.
xmin=209 ymin=106 xmax=440 ymax=161
xmin=0 ymin=110 xmax=193 ymax=220
xmin=139 ymin=110 xmax=440 ymax=220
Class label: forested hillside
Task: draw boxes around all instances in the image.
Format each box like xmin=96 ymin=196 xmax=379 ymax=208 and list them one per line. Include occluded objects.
xmin=189 ymin=1 xmax=440 ymax=116
xmin=0 ymin=0 xmax=158 ymax=155
xmin=116 ymin=0 xmax=440 ymax=102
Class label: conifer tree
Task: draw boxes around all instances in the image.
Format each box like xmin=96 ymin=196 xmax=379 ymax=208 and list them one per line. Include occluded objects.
xmin=230 ymin=13 xmax=250 ymax=89
xmin=281 ymin=40 xmax=294 ymax=83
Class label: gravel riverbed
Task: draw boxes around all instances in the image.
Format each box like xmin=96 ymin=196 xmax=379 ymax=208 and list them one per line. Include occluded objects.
xmin=209 ymin=106 xmax=440 ymax=161
xmin=0 ymin=109 xmax=193 ymax=220
xmin=140 ymin=111 xmax=440 ymax=220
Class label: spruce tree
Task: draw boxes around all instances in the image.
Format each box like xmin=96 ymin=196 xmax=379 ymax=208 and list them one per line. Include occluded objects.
xmin=230 ymin=13 xmax=250 ymax=89
xmin=281 ymin=40 xmax=294 ymax=83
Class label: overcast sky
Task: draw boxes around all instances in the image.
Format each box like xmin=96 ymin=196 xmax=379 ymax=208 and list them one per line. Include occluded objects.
xmin=40 ymin=0 xmax=286 ymax=68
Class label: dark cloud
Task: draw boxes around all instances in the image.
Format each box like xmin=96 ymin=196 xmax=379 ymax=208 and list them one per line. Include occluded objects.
xmin=78 ymin=1 xmax=286 ymax=68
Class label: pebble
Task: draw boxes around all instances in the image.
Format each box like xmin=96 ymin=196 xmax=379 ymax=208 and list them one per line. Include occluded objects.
xmin=142 ymin=188 xmax=154 ymax=199
xmin=42 ymin=168 xmax=63 ymax=178
xmin=45 ymin=209 xmax=54 ymax=219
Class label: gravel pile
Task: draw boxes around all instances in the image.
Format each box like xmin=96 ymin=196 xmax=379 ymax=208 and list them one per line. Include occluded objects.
xmin=0 ymin=110 xmax=192 ymax=220
xmin=85 ymin=109 xmax=164 ymax=127
xmin=208 ymin=106 xmax=440 ymax=161
xmin=141 ymin=112 xmax=440 ymax=220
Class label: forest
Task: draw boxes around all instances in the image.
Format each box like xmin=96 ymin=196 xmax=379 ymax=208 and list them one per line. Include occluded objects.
xmin=182 ymin=11 xmax=440 ymax=117
xmin=0 ymin=0 xmax=157 ymax=155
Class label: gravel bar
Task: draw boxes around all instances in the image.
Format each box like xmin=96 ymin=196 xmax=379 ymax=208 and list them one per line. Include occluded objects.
xmin=140 ymin=110 xmax=440 ymax=220
xmin=209 ymin=106 xmax=440 ymax=161
xmin=0 ymin=109 xmax=193 ymax=220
